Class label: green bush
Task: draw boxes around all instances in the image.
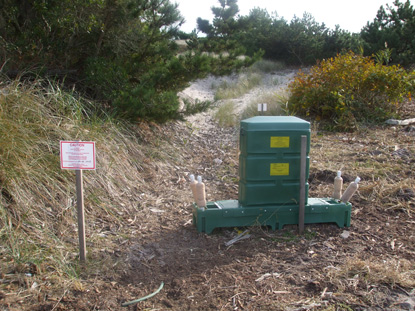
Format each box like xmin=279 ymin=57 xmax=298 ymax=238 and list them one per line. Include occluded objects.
xmin=114 ymin=87 xmax=181 ymax=123
xmin=287 ymin=51 xmax=414 ymax=131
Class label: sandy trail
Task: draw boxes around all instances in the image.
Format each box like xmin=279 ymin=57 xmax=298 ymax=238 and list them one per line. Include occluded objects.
xmin=178 ymin=69 xmax=298 ymax=128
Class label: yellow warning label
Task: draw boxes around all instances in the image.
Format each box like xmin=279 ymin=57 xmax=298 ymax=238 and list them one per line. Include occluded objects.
xmin=270 ymin=163 xmax=289 ymax=176
xmin=270 ymin=136 xmax=290 ymax=148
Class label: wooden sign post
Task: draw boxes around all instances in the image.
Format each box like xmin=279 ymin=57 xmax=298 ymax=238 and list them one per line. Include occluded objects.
xmin=75 ymin=169 xmax=86 ymax=261
xmin=60 ymin=141 xmax=96 ymax=262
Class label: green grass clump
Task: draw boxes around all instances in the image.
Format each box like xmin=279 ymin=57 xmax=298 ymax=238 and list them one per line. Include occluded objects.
xmin=287 ymin=51 xmax=415 ymax=131
xmin=214 ymin=101 xmax=238 ymax=127
xmin=181 ymin=98 xmax=213 ymax=116
xmin=214 ymin=73 xmax=262 ymax=100
xmin=241 ymin=90 xmax=289 ymax=120
xmin=249 ymin=59 xmax=286 ymax=73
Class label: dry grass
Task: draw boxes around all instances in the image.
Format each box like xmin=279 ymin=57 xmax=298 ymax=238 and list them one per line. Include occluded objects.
xmin=213 ymin=100 xmax=238 ymax=127
xmin=327 ymin=256 xmax=415 ymax=290
xmin=308 ymin=122 xmax=415 ymax=215
xmin=0 ymin=77 xmax=183 ymax=303
xmin=213 ymin=72 xmax=262 ymax=100
xmin=240 ymin=90 xmax=289 ymax=120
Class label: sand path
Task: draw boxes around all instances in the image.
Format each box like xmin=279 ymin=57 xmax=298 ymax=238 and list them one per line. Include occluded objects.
xmin=178 ymin=69 xmax=298 ymax=128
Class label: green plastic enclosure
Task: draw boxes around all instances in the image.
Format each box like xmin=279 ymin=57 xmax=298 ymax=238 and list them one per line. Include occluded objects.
xmin=192 ymin=199 xmax=352 ymax=234
xmin=239 ymin=116 xmax=310 ymax=206
xmin=192 ymin=116 xmax=352 ymax=234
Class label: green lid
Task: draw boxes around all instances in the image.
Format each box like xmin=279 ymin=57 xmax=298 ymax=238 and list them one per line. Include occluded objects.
xmin=241 ymin=116 xmax=310 ymax=131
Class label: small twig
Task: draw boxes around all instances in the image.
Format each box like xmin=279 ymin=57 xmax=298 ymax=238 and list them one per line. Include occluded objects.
xmin=229 ymin=292 xmax=247 ymax=300
xmin=255 ymin=273 xmax=281 ymax=282
xmin=51 ymin=289 xmax=68 ymax=311
xmin=395 ymin=284 xmax=410 ymax=296
xmin=273 ymin=291 xmax=291 ymax=294
xmin=0 ymin=59 xmax=9 ymax=72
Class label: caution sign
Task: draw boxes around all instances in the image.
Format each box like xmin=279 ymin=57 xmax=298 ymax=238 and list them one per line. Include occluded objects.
xmin=270 ymin=136 xmax=289 ymax=148
xmin=60 ymin=141 xmax=96 ymax=170
xmin=270 ymin=163 xmax=289 ymax=176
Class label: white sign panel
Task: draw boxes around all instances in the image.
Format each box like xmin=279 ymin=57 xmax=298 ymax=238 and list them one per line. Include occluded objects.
xmin=60 ymin=141 xmax=96 ymax=170
xmin=257 ymin=103 xmax=268 ymax=112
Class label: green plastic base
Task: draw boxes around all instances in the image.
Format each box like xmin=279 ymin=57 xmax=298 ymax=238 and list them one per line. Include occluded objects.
xmin=192 ymin=198 xmax=351 ymax=234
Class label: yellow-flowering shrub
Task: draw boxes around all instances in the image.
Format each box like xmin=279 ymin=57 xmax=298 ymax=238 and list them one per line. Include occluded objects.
xmin=288 ymin=51 xmax=414 ymax=131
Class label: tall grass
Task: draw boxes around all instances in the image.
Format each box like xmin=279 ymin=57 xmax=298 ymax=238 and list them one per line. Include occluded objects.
xmin=214 ymin=72 xmax=262 ymax=100
xmin=214 ymin=101 xmax=238 ymax=127
xmin=240 ymin=90 xmax=289 ymax=120
xmin=212 ymin=59 xmax=290 ymax=127
xmin=214 ymin=90 xmax=289 ymax=127
xmin=0 ymin=79 xmax=93 ymax=297
xmin=212 ymin=59 xmax=288 ymax=101
xmin=0 ymin=76 xmax=177 ymax=299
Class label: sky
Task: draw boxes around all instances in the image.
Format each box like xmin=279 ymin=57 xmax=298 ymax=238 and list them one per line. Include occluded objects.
xmin=174 ymin=0 xmax=399 ymax=34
